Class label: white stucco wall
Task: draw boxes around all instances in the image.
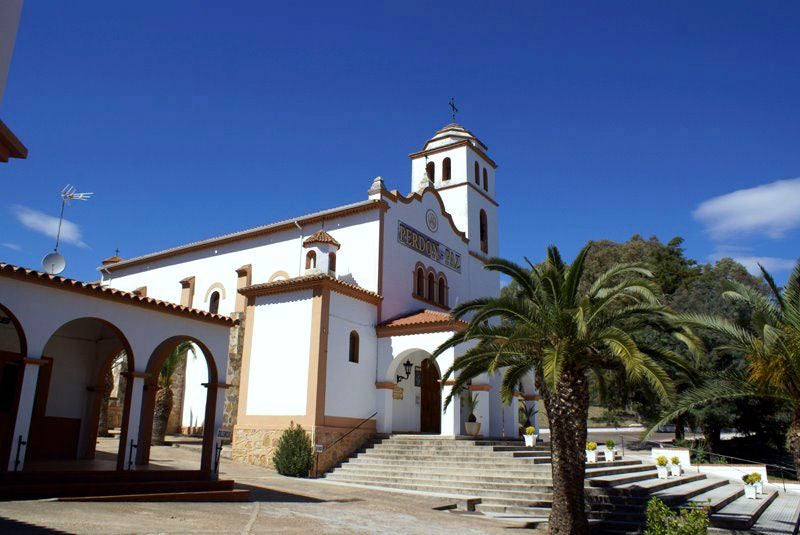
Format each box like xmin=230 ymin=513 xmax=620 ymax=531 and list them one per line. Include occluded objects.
xmin=324 ymin=292 xmax=378 ymax=420
xmin=105 ymin=208 xmax=381 ymax=317
xmin=182 ymin=344 xmax=209 ymax=430
xmin=245 ymin=290 xmax=313 ymax=416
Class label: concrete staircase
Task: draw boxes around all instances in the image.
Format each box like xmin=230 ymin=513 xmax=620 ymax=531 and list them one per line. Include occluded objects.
xmin=324 ymin=435 xmax=800 ymax=533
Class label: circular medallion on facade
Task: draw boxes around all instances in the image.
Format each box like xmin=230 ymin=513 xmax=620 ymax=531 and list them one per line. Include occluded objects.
xmin=425 ymin=209 xmax=439 ymax=232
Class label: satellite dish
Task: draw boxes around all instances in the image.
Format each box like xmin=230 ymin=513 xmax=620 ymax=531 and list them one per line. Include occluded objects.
xmin=42 ymin=252 xmax=66 ymax=275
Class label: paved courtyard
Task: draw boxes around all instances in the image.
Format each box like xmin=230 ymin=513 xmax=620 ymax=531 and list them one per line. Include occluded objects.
xmin=0 ymin=440 xmax=520 ymax=534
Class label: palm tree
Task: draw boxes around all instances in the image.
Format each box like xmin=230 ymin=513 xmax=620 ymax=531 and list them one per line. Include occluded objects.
xmin=433 ymin=245 xmax=696 ymax=534
xmin=649 ymin=262 xmax=800 ymax=470
xmin=152 ymin=342 xmax=195 ymax=445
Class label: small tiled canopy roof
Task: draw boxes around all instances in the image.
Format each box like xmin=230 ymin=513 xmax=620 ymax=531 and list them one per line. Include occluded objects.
xmin=239 ymin=273 xmax=380 ymax=304
xmin=101 ymin=255 xmax=123 ymax=265
xmin=376 ymin=309 xmax=468 ymax=337
xmin=0 ymin=262 xmax=237 ymax=325
xmin=303 ymin=230 xmax=340 ymax=248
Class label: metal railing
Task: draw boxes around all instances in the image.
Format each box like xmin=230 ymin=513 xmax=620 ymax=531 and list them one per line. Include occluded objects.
xmin=643 ymin=440 xmax=797 ymax=492
xmin=314 ymin=411 xmax=378 ymax=477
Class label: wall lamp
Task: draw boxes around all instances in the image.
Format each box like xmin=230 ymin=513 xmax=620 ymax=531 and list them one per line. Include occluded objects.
xmin=396 ymin=359 xmax=413 ymax=383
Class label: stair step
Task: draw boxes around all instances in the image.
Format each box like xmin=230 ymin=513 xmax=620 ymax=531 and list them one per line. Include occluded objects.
xmin=329 ymin=466 xmax=553 ymax=484
xmin=711 ymin=489 xmax=778 ymax=530
xmin=585 ymin=463 xmax=651 ymax=478
xmin=476 ymin=503 xmax=552 ymax=516
xmin=683 ymin=482 xmax=743 ymax=513
xmin=651 ymin=477 xmax=729 ymax=505
xmin=749 ymin=493 xmax=800 ymax=534
xmin=612 ymin=473 xmax=708 ymax=496
xmin=587 ymin=469 xmax=659 ymax=487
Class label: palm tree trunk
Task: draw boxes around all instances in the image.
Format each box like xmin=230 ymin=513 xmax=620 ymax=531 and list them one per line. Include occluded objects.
xmin=151 ymin=387 xmax=174 ymax=446
xmin=788 ymin=406 xmax=800 ymax=474
xmin=543 ymin=366 xmax=591 ymax=535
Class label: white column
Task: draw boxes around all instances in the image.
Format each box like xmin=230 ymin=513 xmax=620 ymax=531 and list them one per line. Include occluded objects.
xmin=375 ymin=385 xmax=393 ymax=434
xmin=440 ymin=382 xmax=461 ymax=436
xmin=121 ymin=374 xmax=145 ymax=470
xmin=6 ymin=360 xmax=41 ymax=471
xmin=473 ymin=388 xmax=491 ymax=438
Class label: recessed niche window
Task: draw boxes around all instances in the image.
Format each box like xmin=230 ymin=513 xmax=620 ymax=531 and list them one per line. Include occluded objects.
xmin=479 ymin=210 xmax=488 ymax=254
xmin=349 ymin=331 xmax=359 ymax=363
xmin=209 ymin=291 xmax=220 ymax=314
xmin=329 ymin=252 xmax=337 ymax=273
xmin=474 ymin=161 xmax=480 ymax=184
xmin=427 ymin=272 xmax=435 ymax=301
xmin=482 ymin=168 xmax=488 ymax=191
xmin=438 ymin=277 xmax=447 ymax=307
xmin=305 ymin=250 xmax=317 ymax=270
xmin=442 ymin=158 xmax=451 ymax=181
xmin=416 ymin=267 xmax=425 ymax=297
xmin=426 ymin=161 xmax=435 ymax=183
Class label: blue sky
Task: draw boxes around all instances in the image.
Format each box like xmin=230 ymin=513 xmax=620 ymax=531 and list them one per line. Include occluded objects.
xmin=2 ymin=1 xmax=799 ymax=283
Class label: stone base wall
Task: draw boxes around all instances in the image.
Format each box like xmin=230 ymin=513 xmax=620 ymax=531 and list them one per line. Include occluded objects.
xmin=223 ymin=312 xmax=246 ymax=431
xmin=232 ymin=423 xmax=376 ymax=476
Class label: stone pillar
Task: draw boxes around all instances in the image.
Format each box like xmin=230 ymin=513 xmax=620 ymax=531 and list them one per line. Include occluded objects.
xmin=223 ymin=311 xmax=246 ymax=430
xmin=166 ymin=352 xmax=188 ymax=434
xmin=6 ymin=359 xmax=43 ymax=471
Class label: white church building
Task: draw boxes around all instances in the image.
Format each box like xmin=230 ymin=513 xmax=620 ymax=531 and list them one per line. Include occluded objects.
xmin=100 ymin=123 xmax=538 ymax=471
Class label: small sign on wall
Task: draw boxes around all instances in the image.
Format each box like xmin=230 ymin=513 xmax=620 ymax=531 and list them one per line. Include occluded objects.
xmin=392 ymin=386 xmax=404 ymax=400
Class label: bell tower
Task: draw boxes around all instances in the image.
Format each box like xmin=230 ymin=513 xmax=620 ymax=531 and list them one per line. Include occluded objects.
xmin=408 ymin=122 xmax=498 ymax=258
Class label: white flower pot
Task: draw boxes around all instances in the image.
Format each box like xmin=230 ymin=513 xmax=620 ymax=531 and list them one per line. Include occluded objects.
xmin=755 ymin=482 xmax=763 ymax=495
xmin=465 ymin=421 xmax=481 ymax=436
xmin=604 ymin=449 xmax=616 ymax=462
xmin=744 ymin=485 xmax=757 ymax=499
xmin=656 ymin=466 xmax=669 ymax=479
xmin=670 ymin=465 xmax=681 ymax=477
xmin=586 ymin=450 xmax=597 ymax=463
xmin=524 ymin=434 xmax=536 ymax=447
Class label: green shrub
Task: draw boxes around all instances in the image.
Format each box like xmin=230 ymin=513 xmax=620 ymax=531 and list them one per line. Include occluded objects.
xmin=273 ymin=422 xmax=314 ymax=477
xmin=671 ymin=456 xmax=681 ymax=465
xmin=605 ymin=439 xmax=615 ymax=450
xmin=645 ymin=497 xmax=709 ymax=535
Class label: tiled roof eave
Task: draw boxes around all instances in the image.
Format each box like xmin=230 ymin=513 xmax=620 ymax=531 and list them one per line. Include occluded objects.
xmin=0 ymin=263 xmax=237 ymax=326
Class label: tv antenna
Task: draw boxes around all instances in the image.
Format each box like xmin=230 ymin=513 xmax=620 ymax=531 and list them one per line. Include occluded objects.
xmin=41 ymin=184 xmax=93 ymax=275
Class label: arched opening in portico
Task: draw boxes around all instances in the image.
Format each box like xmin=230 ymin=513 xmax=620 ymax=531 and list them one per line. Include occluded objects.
xmin=25 ymin=317 xmax=134 ymax=471
xmin=0 ymin=303 xmax=26 ymax=472
xmin=137 ymin=336 xmax=219 ymax=472
xmin=386 ymin=350 xmax=441 ymax=434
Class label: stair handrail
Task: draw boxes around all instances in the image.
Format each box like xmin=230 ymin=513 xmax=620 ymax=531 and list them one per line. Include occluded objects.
xmin=644 ymin=440 xmax=797 ymax=492
xmin=319 ymin=411 xmax=378 ymax=455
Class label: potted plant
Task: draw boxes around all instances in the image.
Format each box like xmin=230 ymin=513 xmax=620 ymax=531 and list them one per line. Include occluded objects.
xmin=586 ymin=441 xmax=598 ymax=463
xmin=656 ymin=455 xmax=669 ymax=479
xmin=463 ymin=393 xmax=481 ymax=436
xmin=670 ymin=456 xmax=681 ymax=477
xmin=604 ymin=440 xmax=616 ymax=462
xmin=742 ymin=474 xmax=758 ymax=499
xmin=750 ymin=472 xmax=763 ymax=495
xmin=523 ymin=426 xmax=537 ymax=447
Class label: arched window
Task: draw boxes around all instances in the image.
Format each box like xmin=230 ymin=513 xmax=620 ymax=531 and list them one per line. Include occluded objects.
xmin=328 ymin=252 xmax=336 ymax=273
xmin=348 ymin=331 xmax=359 ymax=363
xmin=305 ymin=250 xmax=317 ymax=269
xmin=425 ymin=161 xmax=435 ymax=183
xmin=427 ymin=272 xmax=435 ymax=301
xmin=442 ymin=158 xmax=451 ymax=181
xmin=438 ymin=276 xmax=447 ymax=307
xmin=479 ymin=209 xmax=488 ymax=253
xmin=482 ymin=168 xmax=488 ymax=191
xmin=474 ymin=161 xmax=480 ymax=183
xmin=416 ymin=267 xmax=425 ymax=297
xmin=209 ymin=291 xmax=220 ymax=314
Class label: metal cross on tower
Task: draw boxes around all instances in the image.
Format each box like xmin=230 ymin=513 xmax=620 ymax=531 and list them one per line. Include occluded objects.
xmin=449 ymin=97 xmax=458 ymax=123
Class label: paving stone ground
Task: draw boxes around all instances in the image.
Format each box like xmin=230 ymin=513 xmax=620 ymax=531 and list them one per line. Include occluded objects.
xmin=0 ymin=439 xmax=518 ymax=534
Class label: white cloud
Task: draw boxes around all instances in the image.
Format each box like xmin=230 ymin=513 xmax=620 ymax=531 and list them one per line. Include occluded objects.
xmin=709 ymin=247 xmax=797 ymax=275
xmin=694 ymin=178 xmax=800 ymax=240
xmin=1 ymin=243 xmax=21 ymax=251
xmin=11 ymin=205 xmax=88 ymax=248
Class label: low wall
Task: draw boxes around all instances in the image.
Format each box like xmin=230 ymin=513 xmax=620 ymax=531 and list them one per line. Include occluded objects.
xmin=232 ymin=422 xmax=376 ymax=475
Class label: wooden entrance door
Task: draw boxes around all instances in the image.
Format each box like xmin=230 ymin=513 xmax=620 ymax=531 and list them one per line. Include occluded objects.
xmin=419 ymin=358 xmax=441 ymax=434
xmin=0 ymin=351 xmax=24 ymax=471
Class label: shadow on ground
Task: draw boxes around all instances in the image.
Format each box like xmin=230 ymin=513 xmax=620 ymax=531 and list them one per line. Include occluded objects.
xmin=0 ymin=516 xmax=68 ymax=534
xmin=235 ymin=482 xmax=333 ymax=503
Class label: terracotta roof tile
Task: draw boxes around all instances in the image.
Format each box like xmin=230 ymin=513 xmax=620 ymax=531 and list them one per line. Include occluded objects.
xmin=303 ymin=230 xmax=340 ymax=247
xmin=377 ymin=309 xmax=468 ymax=337
xmin=240 ymin=273 xmax=381 ymax=304
xmin=0 ymin=263 xmax=237 ymax=326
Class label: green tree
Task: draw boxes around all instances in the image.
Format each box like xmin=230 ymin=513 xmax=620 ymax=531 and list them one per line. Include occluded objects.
xmin=650 ymin=262 xmax=800 ymax=471
xmin=433 ymin=245 xmax=694 ymax=534
xmin=152 ymin=341 xmax=194 ymax=446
